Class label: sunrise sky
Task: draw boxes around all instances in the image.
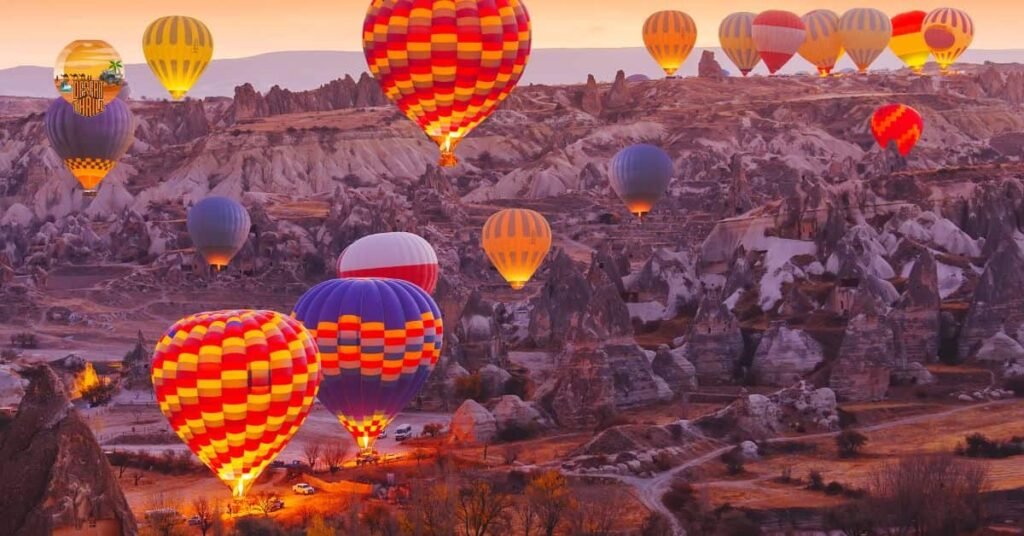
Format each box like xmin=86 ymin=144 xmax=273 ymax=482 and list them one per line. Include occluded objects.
xmin=0 ymin=1 xmax=1016 ymax=69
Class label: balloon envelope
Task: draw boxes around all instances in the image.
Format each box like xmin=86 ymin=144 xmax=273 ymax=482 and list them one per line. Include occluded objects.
xmin=890 ymin=11 xmax=931 ymax=73
xmin=143 ymin=16 xmax=214 ymax=100
xmin=643 ymin=11 xmax=698 ymax=77
xmin=923 ymin=8 xmax=974 ymax=72
xmin=363 ymin=0 xmax=531 ymax=167
xmin=719 ymin=12 xmax=761 ymax=76
xmin=53 ymin=40 xmax=125 ymax=117
xmin=752 ymin=11 xmax=806 ymax=75
xmin=152 ymin=310 xmax=321 ymax=497
xmin=799 ymin=10 xmax=844 ymax=76
xmin=482 ymin=208 xmax=552 ymax=290
xmin=45 ymin=97 xmax=135 ymax=195
xmin=871 ymin=104 xmax=923 ymax=156
xmin=337 ymin=232 xmax=440 ymax=294
xmin=609 ymin=144 xmax=674 ymax=218
xmin=186 ymin=197 xmax=251 ymax=269
xmin=291 ymin=278 xmax=444 ymax=451
xmin=838 ymin=8 xmax=892 ymax=73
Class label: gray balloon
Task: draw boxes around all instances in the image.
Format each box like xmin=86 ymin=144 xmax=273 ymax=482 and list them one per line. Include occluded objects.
xmin=187 ymin=196 xmax=251 ymax=268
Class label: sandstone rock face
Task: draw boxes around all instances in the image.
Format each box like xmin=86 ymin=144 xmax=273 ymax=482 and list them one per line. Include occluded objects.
xmin=752 ymin=321 xmax=824 ymax=387
xmin=891 ymin=249 xmax=941 ymax=365
xmin=0 ymin=365 xmax=137 ymax=536
xmin=959 ymin=241 xmax=1024 ymax=361
xmin=694 ymin=383 xmax=839 ymax=440
xmin=686 ymin=290 xmax=744 ymax=384
xmin=478 ymin=365 xmax=512 ymax=398
xmin=490 ymin=395 xmax=546 ymax=433
xmin=0 ymin=364 xmax=27 ymax=407
xmin=651 ymin=345 xmax=698 ymax=395
xmin=454 ymin=292 xmax=505 ymax=370
xmin=624 ymin=248 xmax=700 ymax=320
xmin=698 ymin=51 xmax=724 ymax=79
xmin=601 ymin=70 xmax=634 ymax=118
xmin=974 ymin=331 xmax=1024 ymax=364
xmin=449 ymin=399 xmax=497 ymax=444
xmin=580 ymin=74 xmax=603 ymax=116
xmin=229 ymin=74 xmax=387 ymax=122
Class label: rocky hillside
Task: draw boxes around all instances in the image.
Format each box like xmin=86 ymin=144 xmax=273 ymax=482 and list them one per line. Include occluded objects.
xmin=2 ymin=57 xmax=1024 ymax=428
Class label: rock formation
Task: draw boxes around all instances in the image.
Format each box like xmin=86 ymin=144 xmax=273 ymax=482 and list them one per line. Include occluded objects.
xmin=449 ymin=399 xmax=497 ymax=444
xmin=698 ymin=51 xmax=724 ymax=79
xmin=229 ymin=74 xmax=387 ymax=122
xmin=694 ymin=383 xmax=839 ymax=440
xmin=752 ymin=321 xmax=824 ymax=386
xmin=959 ymin=241 xmax=1024 ymax=360
xmin=891 ymin=249 xmax=941 ymax=365
xmin=651 ymin=345 xmax=698 ymax=395
xmin=829 ymin=279 xmax=897 ymax=401
xmin=0 ymin=365 xmax=137 ymax=536
xmin=686 ymin=289 xmax=744 ymax=384
xmin=580 ymin=75 xmax=603 ymax=116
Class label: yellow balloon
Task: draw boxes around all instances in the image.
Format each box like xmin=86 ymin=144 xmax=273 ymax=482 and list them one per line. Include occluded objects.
xmin=718 ymin=12 xmax=760 ymax=76
xmin=922 ymin=8 xmax=974 ymax=72
xmin=53 ymin=40 xmax=125 ymax=117
xmin=799 ymin=10 xmax=844 ymax=76
xmin=643 ymin=11 xmax=698 ymax=77
xmin=890 ymin=11 xmax=931 ymax=73
xmin=482 ymin=209 xmax=552 ymax=290
xmin=143 ymin=16 xmax=214 ymax=100
xmin=838 ymin=8 xmax=892 ymax=73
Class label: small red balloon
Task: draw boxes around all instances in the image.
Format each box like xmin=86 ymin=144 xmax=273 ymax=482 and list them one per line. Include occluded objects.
xmin=871 ymin=104 xmax=924 ymax=156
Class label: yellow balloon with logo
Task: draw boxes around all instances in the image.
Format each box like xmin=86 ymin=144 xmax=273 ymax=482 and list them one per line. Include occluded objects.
xmin=482 ymin=209 xmax=552 ymax=290
xmin=143 ymin=16 xmax=214 ymax=100
xmin=922 ymin=8 xmax=974 ymax=72
xmin=799 ymin=10 xmax=844 ymax=76
xmin=643 ymin=11 xmax=698 ymax=77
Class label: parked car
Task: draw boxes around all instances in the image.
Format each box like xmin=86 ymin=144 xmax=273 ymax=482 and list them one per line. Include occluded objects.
xmin=270 ymin=460 xmax=286 ymax=468
xmin=356 ymin=451 xmax=381 ymax=466
xmin=292 ymin=483 xmax=316 ymax=495
xmin=268 ymin=498 xmax=285 ymax=512
xmin=379 ymin=427 xmax=387 ymax=439
xmin=394 ymin=424 xmax=414 ymax=441
xmin=186 ymin=515 xmax=204 ymax=527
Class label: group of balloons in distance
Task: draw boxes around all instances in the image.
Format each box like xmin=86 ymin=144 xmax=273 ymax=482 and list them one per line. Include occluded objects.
xmin=645 ymin=7 xmax=973 ymax=78
xmin=59 ymin=1 xmax=939 ymax=498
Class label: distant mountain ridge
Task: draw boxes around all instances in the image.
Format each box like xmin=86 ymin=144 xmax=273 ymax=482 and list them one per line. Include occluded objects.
xmin=3 ymin=48 xmax=1024 ymax=100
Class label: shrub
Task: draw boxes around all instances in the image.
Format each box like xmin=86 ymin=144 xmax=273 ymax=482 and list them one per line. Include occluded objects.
xmin=661 ymin=481 xmax=695 ymax=513
xmin=720 ymin=447 xmax=745 ymax=475
xmin=836 ymin=429 xmax=869 ymax=458
xmin=421 ymin=422 xmax=445 ymax=438
xmin=497 ymin=422 xmax=537 ymax=442
xmin=10 ymin=332 xmax=38 ymax=349
xmin=234 ymin=516 xmax=288 ymax=536
xmin=961 ymin=433 xmax=1024 ymax=459
xmin=808 ymin=470 xmax=825 ymax=491
xmin=824 ymin=481 xmax=845 ymax=495
xmin=1004 ymin=376 xmax=1024 ymax=397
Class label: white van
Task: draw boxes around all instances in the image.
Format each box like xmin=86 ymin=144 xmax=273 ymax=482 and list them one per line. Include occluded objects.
xmin=393 ymin=424 xmax=414 ymax=441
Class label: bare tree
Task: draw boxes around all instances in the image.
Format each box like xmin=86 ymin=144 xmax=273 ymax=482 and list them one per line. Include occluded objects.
xmin=323 ymin=442 xmax=350 ymax=474
xmin=527 ymin=471 xmax=576 ymax=536
xmin=191 ymin=497 xmax=218 ymax=536
xmin=132 ymin=472 xmax=144 ymax=486
xmin=871 ymin=454 xmax=988 ymax=536
xmin=457 ymin=481 xmax=511 ymax=536
xmin=568 ymin=500 xmax=617 ymax=536
xmin=248 ymin=491 xmax=282 ymax=517
xmin=303 ymin=441 xmax=323 ymax=472
xmin=408 ymin=481 xmax=457 ymax=536
xmin=513 ymin=496 xmax=540 ymax=536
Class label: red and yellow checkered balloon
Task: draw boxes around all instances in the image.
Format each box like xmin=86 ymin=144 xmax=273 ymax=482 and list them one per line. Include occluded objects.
xmin=363 ymin=0 xmax=532 ymax=167
xmin=152 ymin=310 xmax=321 ymax=497
xmin=871 ymin=104 xmax=924 ymax=157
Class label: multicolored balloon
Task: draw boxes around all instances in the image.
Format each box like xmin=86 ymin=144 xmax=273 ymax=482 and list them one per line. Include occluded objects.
xmin=337 ymin=232 xmax=439 ymax=294
xmin=482 ymin=208 xmax=551 ymax=290
xmin=871 ymin=104 xmax=923 ymax=157
xmin=923 ymin=8 xmax=974 ymax=72
xmin=152 ymin=310 xmax=321 ymax=497
xmin=642 ymin=11 xmax=698 ymax=77
xmin=838 ymin=8 xmax=892 ymax=73
xmin=363 ymin=0 xmax=531 ymax=167
xmin=143 ymin=16 xmax=214 ymax=100
xmin=291 ymin=278 xmax=443 ymax=451
xmin=53 ymin=40 xmax=125 ymax=117
xmin=799 ymin=10 xmax=844 ymax=77
xmin=752 ymin=11 xmax=806 ymax=75
xmin=44 ymin=97 xmax=135 ymax=195
xmin=890 ymin=11 xmax=932 ymax=73
xmin=609 ymin=144 xmax=674 ymax=219
xmin=186 ymin=197 xmax=251 ymax=270
xmin=719 ymin=12 xmax=760 ymax=76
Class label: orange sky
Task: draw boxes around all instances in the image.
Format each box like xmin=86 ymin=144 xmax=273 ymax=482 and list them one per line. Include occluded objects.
xmin=0 ymin=1 xmax=1015 ymax=68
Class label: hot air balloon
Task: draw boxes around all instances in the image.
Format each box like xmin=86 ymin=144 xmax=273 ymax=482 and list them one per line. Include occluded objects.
xmin=838 ymin=8 xmax=892 ymax=73
xmin=719 ymin=12 xmax=761 ymax=76
xmin=45 ymin=97 xmax=134 ymax=195
xmin=799 ymin=10 xmax=844 ymax=77
xmin=482 ymin=208 xmax=551 ymax=290
xmin=643 ymin=10 xmax=698 ymax=78
xmin=152 ymin=310 xmax=320 ymax=497
xmin=752 ymin=11 xmax=806 ymax=75
xmin=871 ymin=104 xmax=923 ymax=156
xmin=186 ymin=197 xmax=251 ymax=270
xmin=143 ymin=16 xmax=214 ymax=100
xmin=609 ymin=144 xmax=674 ymax=219
xmin=53 ymin=40 xmax=125 ymax=117
xmin=291 ymin=278 xmax=443 ymax=452
xmin=363 ymin=0 xmax=531 ymax=168
xmin=890 ymin=11 xmax=931 ymax=73
xmin=337 ymin=232 xmax=439 ymax=294
xmin=923 ymin=8 xmax=974 ymax=73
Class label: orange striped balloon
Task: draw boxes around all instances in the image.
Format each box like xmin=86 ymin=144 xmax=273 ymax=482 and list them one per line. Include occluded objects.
xmin=642 ymin=10 xmax=698 ymax=77
xmin=719 ymin=12 xmax=760 ymax=76
xmin=799 ymin=10 xmax=844 ymax=76
xmin=871 ymin=104 xmax=923 ymax=157
xmin=152 ymin=310 xmax=321 ymax=497
xmin=363 ymin=0 xmax=532 ymax=168
xmin=482 ymin=208 xmax=551 ymax=290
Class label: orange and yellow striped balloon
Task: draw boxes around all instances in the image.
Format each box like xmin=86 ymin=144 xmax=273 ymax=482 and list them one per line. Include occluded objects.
xmin=482 ymin=208 xmax=551 ymax=290
xmin=890 ymin=11 xmax=931 ymax=73
xmin=923 ymin=8 xmax=974 ymax=72
xmin=799 ymin=10 xmax=844 ymax=76
xmin=363 ymin=0 xmax=532 ymax=168
xmin=143 ymin=16 xmax=214 ymax=100
xmin=642 ymin=11 xmax=698 ymax=77
xmin=719 ymin=12 xmax=761 ymax=76
xmin=152 ymin=310 xmax=321 ymax=497
xmin=838 ymin=8 xmax=892 ymax=73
